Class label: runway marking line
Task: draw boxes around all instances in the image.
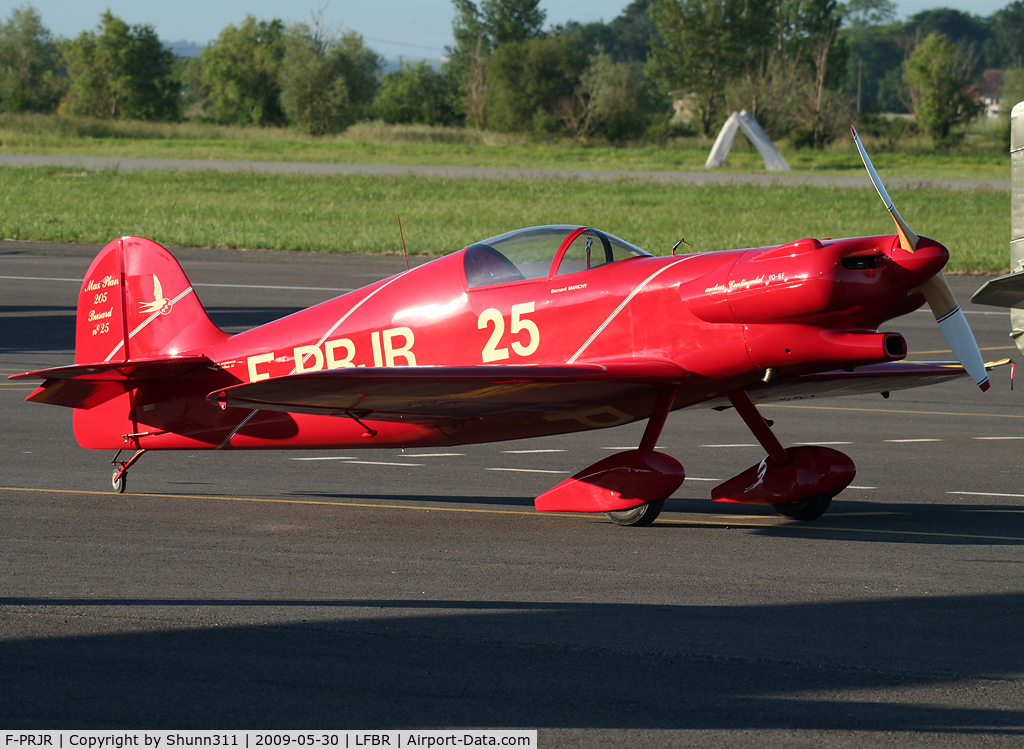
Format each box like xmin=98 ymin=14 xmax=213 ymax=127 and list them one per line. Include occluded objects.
xmin=2 ymin=486 xmax=1022 ymax=541
xmin=762 ymin=404 xmax=1024 ymax=419
xmin=292 ymin=453 xmax=465 ymax=461
xmin=603 ymin=445 xmax=665 ymax=450
xmin=949 ymin=491 xmax=1024 ymax=499
xmin=908 ymin=345 xmax=1019 ymax=355
xmin=503 ymin=449 xmax=566 ymax=454
xmin=401 ymin=453 xmax=466 ymax=457
xmin=486 ymin=467 xmax=569 ymax=474
xmin=0 ymin=484 xmax=567 ymax=519
xmin=342 ymin=460 xmax=424 ymax=467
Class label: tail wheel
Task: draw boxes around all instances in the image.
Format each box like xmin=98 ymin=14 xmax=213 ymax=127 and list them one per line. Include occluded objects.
xmin=772 ymin=493 xmax=832 ymax=521
xmin=111 ymin=469 xmax=127 ymax=494
xmin=605 ymin=500 xmax=665 ymax=527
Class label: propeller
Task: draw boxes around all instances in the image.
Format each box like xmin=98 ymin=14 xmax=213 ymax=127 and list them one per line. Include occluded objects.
xmin=851 ymin=125 xmax=990 ymax=391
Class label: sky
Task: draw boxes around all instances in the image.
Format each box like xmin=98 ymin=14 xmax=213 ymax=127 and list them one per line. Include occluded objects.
xmin=9 ymin=1 xmax=1015 ymax=60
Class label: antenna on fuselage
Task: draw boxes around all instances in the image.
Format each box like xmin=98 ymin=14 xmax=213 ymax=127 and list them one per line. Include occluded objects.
xmin=397 ymin=214 xmax=410 ymax=271
xmin=671 ymin=238 xmax=695 ymax=255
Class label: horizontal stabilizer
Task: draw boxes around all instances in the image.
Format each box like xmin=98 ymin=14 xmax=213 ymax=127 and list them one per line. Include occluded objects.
xmin=209 ymin=361 xmax=689 ymax=422
xmin=972 ymin=270 xmax=1024 ymax=308
xmin=11 ymin=355 xmax=212 ymax=409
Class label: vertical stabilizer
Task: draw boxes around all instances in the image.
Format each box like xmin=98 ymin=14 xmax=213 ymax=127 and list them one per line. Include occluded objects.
xmin=76 ymin=237 xmax=227 ymax=365
xmin=70 ymin=237 xmax=228 ymax=449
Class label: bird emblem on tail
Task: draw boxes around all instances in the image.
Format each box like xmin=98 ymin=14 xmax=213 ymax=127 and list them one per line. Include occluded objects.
xmin=139 ymin=274 xmax=174 ymax=315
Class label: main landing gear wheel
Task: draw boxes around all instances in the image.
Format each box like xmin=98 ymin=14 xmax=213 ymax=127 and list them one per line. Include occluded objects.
xmin=111 ymin=468 xmax=126 ymax=494
xmin=605 ymin=500 xmax=665 ymax=527
xmin=772 ymin=493 xmax=832 ymax=521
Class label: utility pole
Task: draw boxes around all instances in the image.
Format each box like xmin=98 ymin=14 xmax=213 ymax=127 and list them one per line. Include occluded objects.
xmin=857 ymin=58 xmax=863 ymax=114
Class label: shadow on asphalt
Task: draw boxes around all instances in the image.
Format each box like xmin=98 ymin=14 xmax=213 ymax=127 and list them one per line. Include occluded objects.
xmin=2 ymin=594 xmax=1023 ymax=731
xmin=206 ymin=306 xmax=304 ymax=333
xmin=0 ymin=305 xmax=303 ymax=352
xmin=0 ymin=306 xmax=75 ymax=353
xmin=278 ymin=492 xmax=1024 ymax=545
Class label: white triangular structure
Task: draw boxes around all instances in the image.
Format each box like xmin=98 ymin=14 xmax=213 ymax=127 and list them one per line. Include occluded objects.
xmin=705 ymin=110 xmax=789 ymax=171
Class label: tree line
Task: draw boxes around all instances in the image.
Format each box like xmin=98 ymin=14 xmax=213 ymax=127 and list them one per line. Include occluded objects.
xmin=1 ymin=1 xmax=1023 ymax=147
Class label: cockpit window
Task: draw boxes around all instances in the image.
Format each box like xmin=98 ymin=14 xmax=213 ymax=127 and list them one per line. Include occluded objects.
xmin=463 ymin=225 xmax=651 ymax=288
xmin=464 ymin=244 xmax=526 ymax=287
xmin=556 ymin=230 xmax=650 ymax=275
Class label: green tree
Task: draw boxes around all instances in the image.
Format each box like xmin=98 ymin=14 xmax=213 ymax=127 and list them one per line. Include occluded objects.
xmin=903 ymin=32 xmax=981 ymax=146
xmin=837 ymin=0 xmax=902 ymax=113
xmin=481 ymin=0 xmax=545 ymax=44
xmin=279 ymin=22 xmax=381 ymax=135
xmin=553 ymin=0 xmax=656 ymax=64
xmin=609 ymin=0 xmax=658 ymax=63
xmin=0 ymin=5 xmax=65 ymax=113
xmin=198 ymin=15 xmax=285 ymax=126
xmin=838 ymin=0 xmax=895 ymax=29
xmin=484 ymin=36 xmax=585 ymax=133
xmin=372 ymin=61 xmax=459 ymax=126
xmin=988 ymin=1 xmax=1024 ymax=69
xmin=445 ymin=0 xmax=546 ymax=127
xmin=724 ymin=0 xmax=851 ymax=146
xmin=59 ymin=10 xmax=179 ymax=120
xmin=903 ymin=9 xmax=992 ymax=67
xmin=788 ymin=0 xmax=849 ymax=147
xmin=569 ymin=53 xmax=656 ymax=140
xmin=446 ymin=0 xmax=491 ymax=127
xmin=647 ymin=0 xmax=771 ymax=138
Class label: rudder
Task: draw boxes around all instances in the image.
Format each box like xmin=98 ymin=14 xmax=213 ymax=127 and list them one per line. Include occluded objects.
xmin=76 ymin=236 xmax=227 ymax=364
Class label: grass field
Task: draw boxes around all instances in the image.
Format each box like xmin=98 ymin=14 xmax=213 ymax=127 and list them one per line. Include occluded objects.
xmin=0 ymin=114 xmax=1012 ymax=180
xmin=0 ymin=166 xmax=1009 ymax=272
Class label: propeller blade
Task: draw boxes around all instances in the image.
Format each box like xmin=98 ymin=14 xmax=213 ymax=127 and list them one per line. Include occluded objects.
xmin=851 ymin=125 xmax=919 ymax=252
xmin=918 ymin=274 xmax=990 ymax=391
xmin=851 ymin=125 xmax=990 ymax=391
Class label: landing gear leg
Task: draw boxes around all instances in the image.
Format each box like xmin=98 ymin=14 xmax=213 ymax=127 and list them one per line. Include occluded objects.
xmin=727 ymin=390 xmax=790 ymax=467
xmin=602 ymin=387 xmax=678 ymax=527
xmin=711 ymin=391 xmax=854 ymax=519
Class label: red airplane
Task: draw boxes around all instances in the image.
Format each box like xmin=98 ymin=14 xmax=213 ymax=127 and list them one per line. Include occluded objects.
xmin=11 ymin=129 xmax=997 ymax=526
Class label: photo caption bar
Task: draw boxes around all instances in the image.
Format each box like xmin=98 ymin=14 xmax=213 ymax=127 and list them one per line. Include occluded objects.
xmin=3 ymin=732 xmax=537 ymax=749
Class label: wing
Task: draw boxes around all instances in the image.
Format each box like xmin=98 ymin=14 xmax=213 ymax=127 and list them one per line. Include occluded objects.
xmin=208 ymin=361 xmax=690 ymax=423
xmin=206 ymin=359 xmax=1003 ymax=443
xmin=694 ymin=360 xmax=1007 ymax=410
xmin=972 ymin=270 xmax=1024 ymax=308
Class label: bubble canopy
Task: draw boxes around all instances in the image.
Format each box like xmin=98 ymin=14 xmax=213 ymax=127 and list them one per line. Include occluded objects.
xmin=463 ymin=225 xmax=652 ymax=288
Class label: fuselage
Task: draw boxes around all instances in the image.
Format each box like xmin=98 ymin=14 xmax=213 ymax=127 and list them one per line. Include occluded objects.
xmin=74 ymin=227 xmax=943 ymax=452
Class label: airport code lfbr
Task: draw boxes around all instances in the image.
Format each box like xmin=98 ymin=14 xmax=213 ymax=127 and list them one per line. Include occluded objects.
xmin=4 ymin=734 xmax=536 ymax=749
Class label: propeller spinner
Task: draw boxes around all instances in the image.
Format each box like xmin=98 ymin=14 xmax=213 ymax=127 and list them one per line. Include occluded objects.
xmin=851 ymin=125 xmax=990 ymax=391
